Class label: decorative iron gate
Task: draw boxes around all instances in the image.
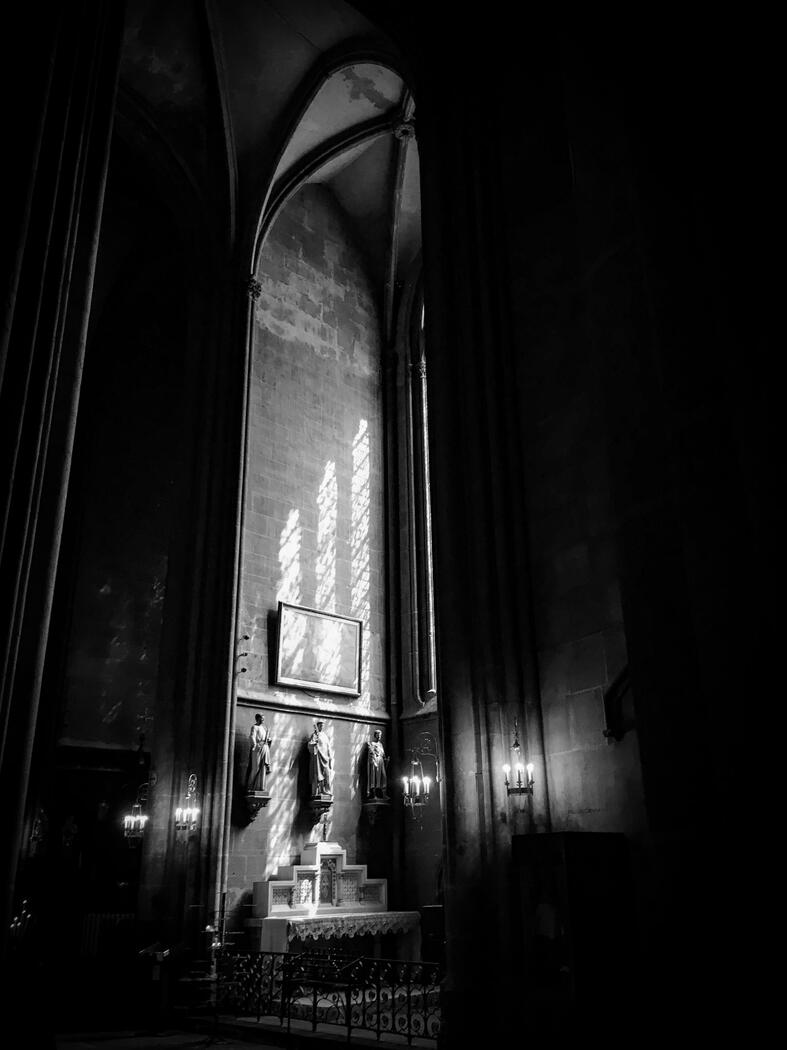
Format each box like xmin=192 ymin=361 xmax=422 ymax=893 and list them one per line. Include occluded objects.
xmin=216 ymin=947 xmax=442 ymax=1043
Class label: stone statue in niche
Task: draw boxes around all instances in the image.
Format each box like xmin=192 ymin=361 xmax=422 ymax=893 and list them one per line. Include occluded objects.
xmin=308 ymin=719 xmax=334 ymax=797
xmin=366 ymin=729 xmax=388 ymax=799
xmin=246 ymin=713 xmax=272 ymax=793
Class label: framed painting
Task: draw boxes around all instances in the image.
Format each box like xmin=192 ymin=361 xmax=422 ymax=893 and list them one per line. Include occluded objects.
xmin=274 ymin=601 xmax=362 ymax=697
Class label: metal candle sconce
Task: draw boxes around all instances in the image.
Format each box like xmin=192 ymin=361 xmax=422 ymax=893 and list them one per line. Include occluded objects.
xmin=123 ymin=782 xmax=150 ymax=845
xmin=402 ymin=731 xmax=440 ymax=819
xmin=174 ymin=773 xmax=200 ymax=833
xmin=502 ymin=720 xmax=534 ymax=795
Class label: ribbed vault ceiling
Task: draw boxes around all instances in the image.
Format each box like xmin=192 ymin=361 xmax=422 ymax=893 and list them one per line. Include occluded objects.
xmin=119 ymin=0 xmax=421 ymax=320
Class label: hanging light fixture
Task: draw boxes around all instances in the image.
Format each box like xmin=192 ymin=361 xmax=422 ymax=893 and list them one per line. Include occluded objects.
xmin=174 ymin=773 xmax=200 ymax=833
xmin=123 ymin=783 xmax=150 ymax=845
xmin=503 ymin=719 xmax=534 ymax=795
xmin=402 ymin=732 xmax=440 ymax=818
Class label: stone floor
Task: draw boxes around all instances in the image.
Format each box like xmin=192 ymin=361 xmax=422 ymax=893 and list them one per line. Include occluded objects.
xmin=54 ymin=1022 xmax=433 ymax=1050
xmin=55 ymin=1033 xmax=278 ymax=1050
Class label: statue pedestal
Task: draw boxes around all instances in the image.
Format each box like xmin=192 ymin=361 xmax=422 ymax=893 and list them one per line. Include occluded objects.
xmin=308 ymin=793 xmax=333 ymax=819
xmin=361 ymin=796 xmax=391 ymax=826
xmin=245 ymin=791 xmax=270 ymax=821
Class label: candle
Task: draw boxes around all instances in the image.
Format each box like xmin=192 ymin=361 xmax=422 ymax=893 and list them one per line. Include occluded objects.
xmin=423 ymin=776 xmax=431 ymax=796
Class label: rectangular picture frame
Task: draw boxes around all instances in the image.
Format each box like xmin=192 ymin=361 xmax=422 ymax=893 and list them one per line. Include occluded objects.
xmin=274 ymin=601 xmax=362 ymax=697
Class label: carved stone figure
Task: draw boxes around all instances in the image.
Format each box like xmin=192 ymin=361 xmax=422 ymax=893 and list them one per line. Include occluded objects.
xmin=366 ymin=729 xmax=388 ymax=798
xmin=246 ymin=712 xmax=272 ymax=793
xmin=308 ymin=719 xmax=334 ymax=797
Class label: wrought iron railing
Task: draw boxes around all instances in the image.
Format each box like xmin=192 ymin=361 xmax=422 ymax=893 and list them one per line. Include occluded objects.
xmin=215 ymin=946 xmax=441 ymax=1043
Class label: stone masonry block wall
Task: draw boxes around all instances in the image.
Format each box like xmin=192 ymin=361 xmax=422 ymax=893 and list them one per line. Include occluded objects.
xmin=241 ymin=184 xmax=385 ymax=714
xmin=230 ymin=184 xmax=387 ymax=928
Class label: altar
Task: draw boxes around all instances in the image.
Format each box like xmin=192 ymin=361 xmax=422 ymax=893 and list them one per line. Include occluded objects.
xmin=248 ymin=841 xmax=421 ymax=959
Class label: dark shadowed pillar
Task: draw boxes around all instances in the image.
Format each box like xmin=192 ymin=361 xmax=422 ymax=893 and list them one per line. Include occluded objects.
xmin=415 ymin=43 xmax=552 ymax=1047
xmin=0 ymin=0 xmax=125 ymax=952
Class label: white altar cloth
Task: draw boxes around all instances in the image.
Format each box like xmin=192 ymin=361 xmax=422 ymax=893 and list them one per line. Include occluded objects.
xmin=249 ymin=909 xmax=421 ymax=957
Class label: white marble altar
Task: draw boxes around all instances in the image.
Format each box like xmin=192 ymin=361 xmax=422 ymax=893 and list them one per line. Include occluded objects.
xmin=248 ymin=841 xmax=421 ymax=958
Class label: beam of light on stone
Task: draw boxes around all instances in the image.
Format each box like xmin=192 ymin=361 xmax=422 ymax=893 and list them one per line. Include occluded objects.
xmin=262 ymin=718 xmax=299 ymax=879
xmin=315 ymin=459 xmax=341 ymax=693
xmin=315 ymin=460 xmax=337 ymax=613
xmin=277 ymin=508 xmax=306 ymax=675
xmin=315 ymin=616 xmax=342 ymax=691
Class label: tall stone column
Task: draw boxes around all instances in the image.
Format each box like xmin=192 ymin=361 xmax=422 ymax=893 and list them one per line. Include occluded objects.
xmin=127 ymin=254 xmax=250 ymax=953
xmin=0 ymin=0 xmax=125 ymax=950
xmin=416 ymin=63 xmax=550 ymax=1046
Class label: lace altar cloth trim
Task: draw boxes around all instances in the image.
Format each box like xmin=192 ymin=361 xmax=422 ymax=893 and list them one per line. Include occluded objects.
xmin=287 ymin=910 xmax=419 ymax=943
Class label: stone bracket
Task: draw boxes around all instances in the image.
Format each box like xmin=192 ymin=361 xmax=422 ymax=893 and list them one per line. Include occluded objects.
xmin=245 ymin=791 xmax=271 ymax=821
xmin=362 ymin=797 xmax=391 ymax=826
xmin=309 ymin=794 xmax=333 ymax=820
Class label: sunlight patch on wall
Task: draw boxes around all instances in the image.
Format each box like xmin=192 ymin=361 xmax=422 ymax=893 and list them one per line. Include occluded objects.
xmin=316 ymin=460 xmax=337 ymax=613
xmin=278 ymin=508 xmax=305 ymax=675
xmin=262 ymin=717 xmax=302 ymax=878
xmin=315 ymin=616 xmax=342 ymax=687
xmin=265 ymin=796 xmax=299 ymax=878
xmin=351 ymin=420 xmax=371 ymax=704
xmin=278 ymin=508 xmax=302 ymax=604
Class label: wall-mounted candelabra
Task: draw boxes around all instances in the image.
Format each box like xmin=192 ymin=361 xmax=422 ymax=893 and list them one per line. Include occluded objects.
xmin=174 ymin=773 xmax=200 ymax=833
xmin=402 ymin=731 xmax=440 ymax=819
xmin=502 ymin=719 xmax=534 ymax=796
xmin=123 ymin=782 xmax=150 ymax=845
